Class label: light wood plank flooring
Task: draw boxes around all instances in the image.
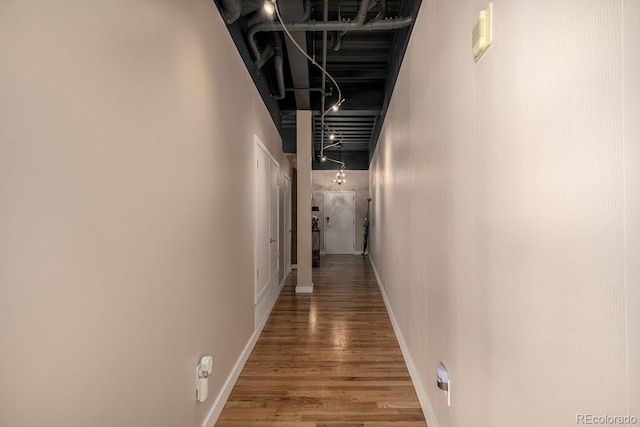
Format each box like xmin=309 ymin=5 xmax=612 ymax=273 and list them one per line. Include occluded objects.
xmin=215 ymin=255 xmax=427 ymax=427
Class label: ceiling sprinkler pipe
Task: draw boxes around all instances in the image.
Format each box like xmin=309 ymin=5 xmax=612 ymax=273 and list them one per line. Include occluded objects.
xmin=299 ymin=0 xmax=312 ymax=22
xmin=372 ymin=0 xmax=387 ymax=22
xmin=248 ymin=15 xmax=412 ymax=63
xmin=333 ymin=31 xmax=345 ymax=51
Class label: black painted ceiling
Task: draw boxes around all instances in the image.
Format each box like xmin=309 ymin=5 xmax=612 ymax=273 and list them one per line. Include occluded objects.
xmin=214 ymin=0 xmax=421 ymax=169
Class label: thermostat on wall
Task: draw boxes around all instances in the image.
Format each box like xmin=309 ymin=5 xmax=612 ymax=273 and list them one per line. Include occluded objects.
xmin=472 ymin=3 xmax=493 ymax=62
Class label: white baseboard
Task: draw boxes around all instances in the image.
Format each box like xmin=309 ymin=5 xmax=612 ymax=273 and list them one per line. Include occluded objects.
xmin=202 ymin=271 xmax=289 ymax=427
xmin=291 ymin=264 xmax=297 ymax=270
xmin=320 ymin=251 xmax=366 ymax=255
xmin=369 ymin=258 xmax=439 ymax=427
xmin=295 ymin=283 xmax=313 ymax=293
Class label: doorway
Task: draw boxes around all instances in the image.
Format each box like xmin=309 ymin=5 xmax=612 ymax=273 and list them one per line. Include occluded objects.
xmin=324 ymin=191 xmax=355 ymax=254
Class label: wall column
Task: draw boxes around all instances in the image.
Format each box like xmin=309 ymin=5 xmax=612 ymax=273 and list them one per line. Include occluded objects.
xmin=296 ymin=110 xmax=313 ymax=293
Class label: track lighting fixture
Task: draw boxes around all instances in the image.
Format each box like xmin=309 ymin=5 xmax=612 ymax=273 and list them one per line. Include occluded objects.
xmin=264 ymin=1 xmax=275 ymax=16
xmin=273 ymin=0 xmax=347 ymax=171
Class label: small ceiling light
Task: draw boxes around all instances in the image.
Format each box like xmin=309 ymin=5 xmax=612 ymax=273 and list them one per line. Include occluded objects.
xmin=264 ymin=1 xmax=275 ymax=16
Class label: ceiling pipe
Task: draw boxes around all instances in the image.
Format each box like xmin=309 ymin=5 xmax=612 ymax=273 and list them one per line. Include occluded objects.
xmin=255 ymin=43 xmax=275 ymax=69
xmin=299 ymin=0 xmax=312 ymax=22
xmin=335 ymin=0 xmax=385 ymax=51
xmin=249 ymin=17 xmax=413 ymax=63
xmin=264 ymin=0 xmax=312 ymax=101
xmin=271 ymin=33 xmax=286 ymax=100
xmin=373 ymin=0 xmax=387 ymax=22
xmin=247 ymin=0 xmax=413 ymax=64
xmin=285 ymin=87 xmax=324 ymax=92
xmin=218 ymin=0 xmax=242 ymax=24
xmin=333 ymin=31 xmax=344 ymax=51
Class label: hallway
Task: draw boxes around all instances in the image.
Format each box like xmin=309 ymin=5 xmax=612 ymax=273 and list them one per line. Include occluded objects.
xmin=216 ymin=255 xmax=427 ymax=426
xmin=2 ymin=2 xmax=638 ymax=426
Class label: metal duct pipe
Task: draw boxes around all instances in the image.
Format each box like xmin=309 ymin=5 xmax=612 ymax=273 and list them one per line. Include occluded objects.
xmin=218 ymin=0 xmax=241 ymax=24
xmin=249 ymin=0 xmax=385 ymax=63
xmin=299 ymin=0 xmax=312 ymax=22
xmin=248 ymin=15 xmax=412 ymax=62
xmin=333 ymin=0 xmax=386 ymax=52
xmin=272 ymin=33 xmax=286 ymax=100
xmin=352 ymin=0 xmax=371 ymax=27
xmin=333 ymin=31 xmax=344 ymax=51
xmin=373 ymin=0 xmax=387 ymax=22
xmin=336 ymin=0 xmax=386 ymax=51
xmin=255 ymin=43 xmax=275 ymax=69
xmin=285 ymin=87 xmax=324 ymax=92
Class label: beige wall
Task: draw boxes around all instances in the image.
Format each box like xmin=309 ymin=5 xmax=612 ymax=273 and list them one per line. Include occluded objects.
xmin=0 ymin=1 xmax=288 ymax=426
xmin=625 ymin=0 xmax=640 ymax=416
xmin=312 ymin=170 xmax=370 ymax=253
xmin=370 ymin=1 xmax=637 ymax=426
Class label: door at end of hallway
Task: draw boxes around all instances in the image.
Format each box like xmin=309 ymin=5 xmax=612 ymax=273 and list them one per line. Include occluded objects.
xmin=324 ymin=191 xmax=355 ymax=255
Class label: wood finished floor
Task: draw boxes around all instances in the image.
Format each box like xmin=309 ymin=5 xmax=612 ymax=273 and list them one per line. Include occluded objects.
xmin=215 ymin=255 xmax=427 ymax=427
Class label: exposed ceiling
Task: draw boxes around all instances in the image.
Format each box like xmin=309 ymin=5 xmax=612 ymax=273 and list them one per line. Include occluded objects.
xmin=214 ymin=0 xmax=421 ymax=169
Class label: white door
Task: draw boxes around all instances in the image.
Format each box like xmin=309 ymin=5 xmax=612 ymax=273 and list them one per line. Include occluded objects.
xmin=269 ymin=157 xmax=278 ymax=277
xmin=324 ymin=191 xmax=355 ymax=254
xmin=255 ymin=139 xmax=279 ymax=305
xmin=284 ymin=175 xmax=291 ymax=274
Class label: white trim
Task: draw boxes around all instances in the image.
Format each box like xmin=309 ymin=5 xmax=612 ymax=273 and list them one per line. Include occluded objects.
xmin=369 ymin=257 xmax=440 ymax=427
xmin=255 ymin=273 xmax=281 ymax=328
xmin=295 ymin=283 xmax=314 ymax=293
xmin=255 ymin=279 xmax=270 ymax=302
xmin=291 ymin=264 xmax=298 ymax=270
xmin=202 ymin=271 xmax=289 ymax=427
xmin=254 ymin=134 xmax=280 ymax=167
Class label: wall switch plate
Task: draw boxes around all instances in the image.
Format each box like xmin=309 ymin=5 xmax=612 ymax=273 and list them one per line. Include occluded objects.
xmin=472 ymin=3 xmax=493 ymax=62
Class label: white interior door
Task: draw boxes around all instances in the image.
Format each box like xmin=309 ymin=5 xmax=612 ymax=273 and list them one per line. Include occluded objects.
xmin=255 ymin=139 xmax=279 ymax=306
xmin=255 ymin=144 xmax=270 ymax=302
xmin=284 ymin=175 xmax=291 ymax=274
xmin=324 ymin=191 xmax=355 ymax=254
